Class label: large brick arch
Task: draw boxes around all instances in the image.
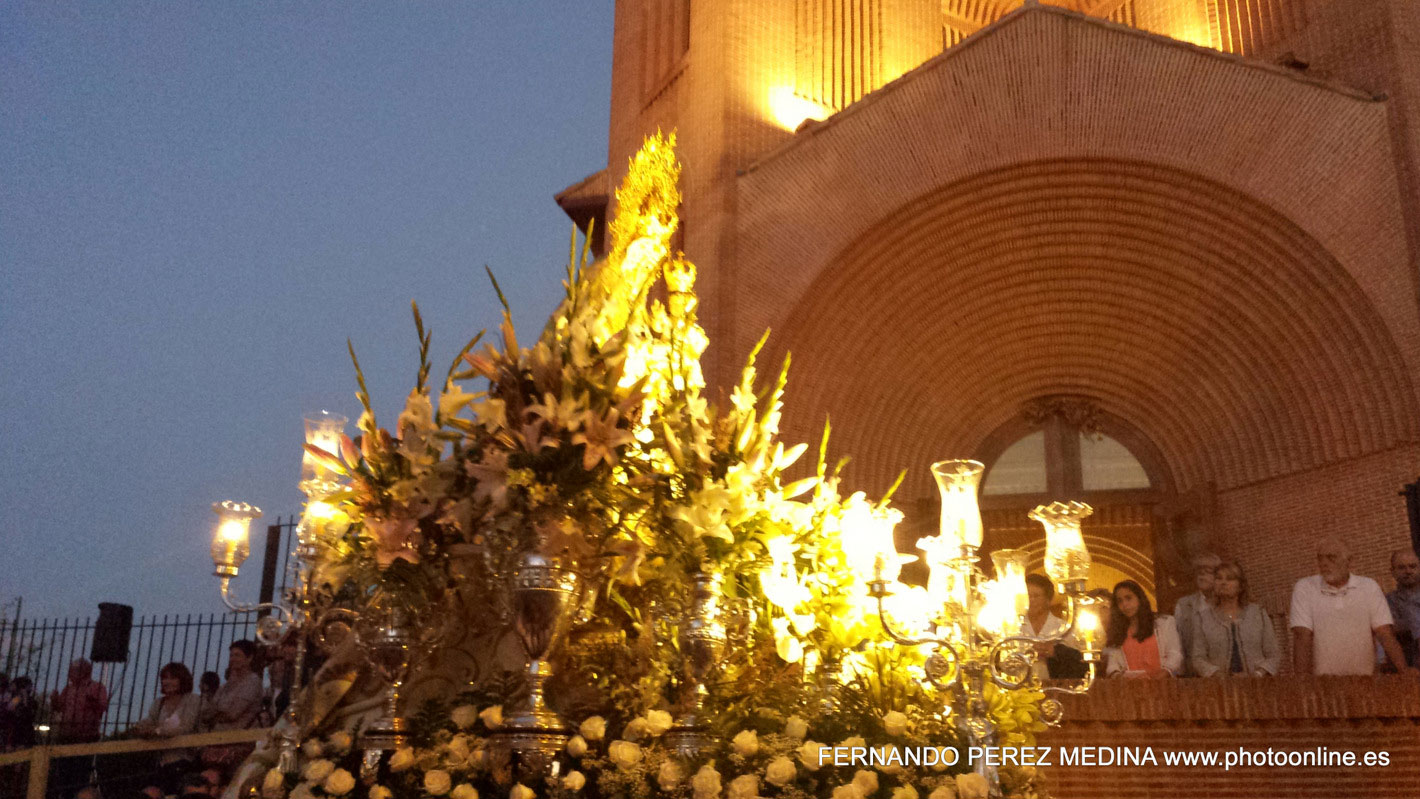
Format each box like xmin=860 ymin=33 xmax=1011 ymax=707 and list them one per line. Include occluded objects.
xmin=729 ymin=7 xmax=1420 ymax=503
xmin=761 ymin=158 xmax=1418 ymax=502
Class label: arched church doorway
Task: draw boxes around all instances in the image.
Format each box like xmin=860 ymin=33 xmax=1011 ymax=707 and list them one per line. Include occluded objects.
xmin=973 ymin=396 xmax=1175 ymax=608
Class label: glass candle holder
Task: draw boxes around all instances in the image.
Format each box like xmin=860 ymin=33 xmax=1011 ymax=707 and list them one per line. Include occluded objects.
xmin=931 ymin=460 xmax=985 ymax=548
xmin=210 ymin=500 xmax=262 ymax=577
xmin=301 ymin=411 xmax=348 ymax=491
xmin=1029 ymin=500 xmax=1094 ymax=585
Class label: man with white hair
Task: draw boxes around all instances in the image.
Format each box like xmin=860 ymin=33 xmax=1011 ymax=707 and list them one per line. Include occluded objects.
xmin=1290 ymin=537 xmax=1410 ymax=675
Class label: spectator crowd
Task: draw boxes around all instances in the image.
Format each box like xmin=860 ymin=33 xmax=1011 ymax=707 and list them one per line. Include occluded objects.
xmin=0 ymin=636 xmax=299 ymax=799
xmin=1023 ymin=539 xmax=1420 ymax=679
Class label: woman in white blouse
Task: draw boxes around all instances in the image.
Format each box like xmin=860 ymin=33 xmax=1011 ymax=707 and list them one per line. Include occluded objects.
xmin=130 ymin=662 xmax=202 ymax=789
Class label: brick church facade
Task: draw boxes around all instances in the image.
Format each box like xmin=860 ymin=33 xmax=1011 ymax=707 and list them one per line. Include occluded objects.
xmin=558 ymin=0 xmax=1420 ymax=625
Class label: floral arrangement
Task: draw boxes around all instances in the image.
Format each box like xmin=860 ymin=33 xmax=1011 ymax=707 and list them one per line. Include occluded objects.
xmin=268 ymin=133 xmax=1050 ymax=799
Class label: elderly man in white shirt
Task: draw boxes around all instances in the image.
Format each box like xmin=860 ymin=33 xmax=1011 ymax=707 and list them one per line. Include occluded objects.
xmin=1290 ymin=537 xmax=1411 ymax=675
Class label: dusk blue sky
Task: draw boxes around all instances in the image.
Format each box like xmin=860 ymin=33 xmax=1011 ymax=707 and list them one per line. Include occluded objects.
xmin=1 ymin=2 xmax=614 ymax=619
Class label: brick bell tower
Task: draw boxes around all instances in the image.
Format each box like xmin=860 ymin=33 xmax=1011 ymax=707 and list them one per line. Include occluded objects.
xmin=561 ymin=0 xmax=945 ymax=386
xmin=562 ymin=0 xmax=1420 ymax=392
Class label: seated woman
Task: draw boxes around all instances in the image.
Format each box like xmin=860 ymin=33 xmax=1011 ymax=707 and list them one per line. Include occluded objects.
xmin=200 ymin=640 xmax=265 ymax=768
xmin=129 ymin=662 xmax=202 ymax=791
xmin=1103 ymin=579 xmax=1182 ymax=678
xmin=203 ymin=641 xmax=263 ymax=731
xmin=1188 ymin=559 xmax=1280 ymax=677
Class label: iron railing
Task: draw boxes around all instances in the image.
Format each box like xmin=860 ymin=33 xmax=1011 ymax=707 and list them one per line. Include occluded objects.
xmin=1 ymin=518 xmax=301 ymax=740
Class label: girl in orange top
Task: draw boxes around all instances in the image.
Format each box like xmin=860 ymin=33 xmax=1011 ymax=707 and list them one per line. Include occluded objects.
xmin=1104 ymin=580 xmax=1183 ymax=677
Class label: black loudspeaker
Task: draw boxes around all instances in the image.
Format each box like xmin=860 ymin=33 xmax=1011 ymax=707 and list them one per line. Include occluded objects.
xmin=90 ymin=603 xmax=134 ymax=663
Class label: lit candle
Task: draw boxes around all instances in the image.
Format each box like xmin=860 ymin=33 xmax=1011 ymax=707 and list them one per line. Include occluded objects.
xmin=991 ymin=549 xmax=1030 ymax=619
xmin=1074 ymin=601 xmax=1103 ymax=652
xmin=918 ymin=534 xmax=965 ymax=612
xmin=976 ymin=579 xmax=1019 ymax=639
xmin=842 ymin=500 xmax=904 ymax=582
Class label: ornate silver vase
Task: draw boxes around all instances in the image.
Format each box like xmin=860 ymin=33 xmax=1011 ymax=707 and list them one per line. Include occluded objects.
xmin=491 ymin=551 xmax=583 ymax=764
xmin=355 ymin=602 xmax=418 ymax=777
xmin=664 ymin=570 xmax=726 ymax=756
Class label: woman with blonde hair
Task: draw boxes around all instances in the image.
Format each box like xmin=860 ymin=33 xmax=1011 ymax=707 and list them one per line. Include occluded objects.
xmin=1188 ymin=560 xmax=1280 ymax=677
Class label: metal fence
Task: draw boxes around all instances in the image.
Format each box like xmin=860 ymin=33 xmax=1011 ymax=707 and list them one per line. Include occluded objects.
xmin=1 ymin=518 xmax=300 ymax=738
xmin=3 ymin=613 xmax=262 ymax=738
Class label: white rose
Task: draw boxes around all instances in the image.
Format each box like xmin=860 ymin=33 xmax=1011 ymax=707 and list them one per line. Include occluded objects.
xmin=644 ymin=709 xmax=674 ymax=736
xmin=954 ymin=774 xmax=987 ymax=799
xmin=731 ymin=729 xmax=759 ymax=757
xmin=323 ymin=769 xmax=355 ymax=796
xmin=607 ymin=740 xmax=643 ymax=768
xmin=261 ymin=768 xmax=285 ymax=799
xmin=451 ymin=784 xmax=479 ymax=799
xmin=929 ymin=749 xmax=951 ymax=773
xmin=657 ymin=760 xmax=683 ymax=791
xmin=448 ymin=733 xmax=471 ymax=756
xmin=566 ymin=735 xmax=588 ymax=757
xmin=509 ymin=784 xmax=535 ymax=799
xmin=764 ymin=756 xmax=797 ymax=787
xmin=892 ymin=787 xmax=918 ymax=799
xmin=369 ymin=787 xmax=393 ymax=799
xmin=726 ymin=774 xmax=759 ymax=799
xmin=692 ymin=764 xmax=722 ymax=799
xmin=927 ymin=786 xmax=956 ymax=799
xmin=622 ymin=718 xmax=649 ymax=741
xmin=798 ymin=741 xmax=829 ymax=771
xmin=832 ymin=785 xmax=865 ymax=799
xmin=388 ymin=747 xmax=416 ymax=772
xmin=289 ymin=783 xmax=315 ymax=799
xmin=882 ymin=711 xmax=908 ymax=737
xmin=579 ymin=716 xmax=606 ymax=741
xmin=647 ymin=712 xmax=673 ymax=737
xmin=326 ymin=731 xmax=353 ymax=755
xmin=840 ymin=736 xmax=866 ymax=749
xmin=480 ymin=706 xmax=504 ymax=729
xmin=300 ymin=739 xmax=323 ymax=759
xmin=563 ymin=772 xmax=586 ymax=793
xmin=451 ymin=704 xmax=480 ymax=730
xmin=853 ymin=770 xmax=879 ymax=796
xmin=425 ymin=770 xmax=453 ymax=797
xmin=301 ymin=759 xmax=335 ymax=783
xmin=783 ymin=716 xmax=808 ymax=740
xmin=873 ymin=747 xmax=903 ymax=775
